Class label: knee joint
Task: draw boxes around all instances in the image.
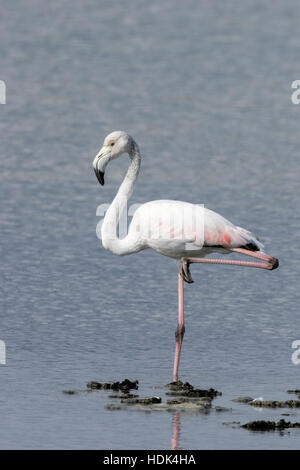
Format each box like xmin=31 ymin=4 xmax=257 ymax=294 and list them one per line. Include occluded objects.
xmin=175 ymin=324 xmax=185 ymax=341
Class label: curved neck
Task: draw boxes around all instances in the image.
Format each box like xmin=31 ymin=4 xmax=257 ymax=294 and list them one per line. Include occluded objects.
xmin=101 ymin=144 xmax=141 ymax=255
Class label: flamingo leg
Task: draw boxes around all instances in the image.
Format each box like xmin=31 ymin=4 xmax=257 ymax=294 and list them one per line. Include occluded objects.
xmin=172 ymin=271 xmax=185 ymax=383
xmin=173 ymin=249 xmax=278 ymax=381
xmin=180 ymin=250 xmax=279 ymax=284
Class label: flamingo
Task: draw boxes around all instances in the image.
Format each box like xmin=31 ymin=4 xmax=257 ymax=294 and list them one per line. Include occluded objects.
xmin=93 ymin=131 xmax=279 ymax=383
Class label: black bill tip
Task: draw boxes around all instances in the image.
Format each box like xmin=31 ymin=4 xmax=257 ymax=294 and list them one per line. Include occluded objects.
xmin=94 ymin=168 xmax=105 ymax=186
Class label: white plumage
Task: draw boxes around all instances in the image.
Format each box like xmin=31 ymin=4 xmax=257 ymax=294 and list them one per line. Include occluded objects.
xmin=93 ymin=131 xmax=278 ymax=382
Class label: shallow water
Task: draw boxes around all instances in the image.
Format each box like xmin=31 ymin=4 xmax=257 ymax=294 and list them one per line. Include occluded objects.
xmin=0 ymin=0 xmax=300 ymax=449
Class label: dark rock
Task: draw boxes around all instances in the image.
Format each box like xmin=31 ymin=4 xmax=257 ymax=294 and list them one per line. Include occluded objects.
xmin=112 ymin=379 xmax=139 ymax=391
xmin=86 ymin=381 xmax=104 ymax=390
xmin=222 ymin=421 xmax=241 ymax=428
xmin=165 ymin=398 xmax=211 ymax=410
xmin=250 ymin=400 xmax=300 ymax=408
xmin=166 ymin=397 xmax=211 ymax=405
xmin=121 ymin=396 xmax=162 ymax=405
xmin=232 ymin=396 xmax=254 ymax=404
xmin=166 ymin=398 xmax=188 ymax=405
xmin=166 ymin=381 xmax=194 ymax=391
xmin=87 ymin=379 xmax=138 ymax=391
xmin=241 ymin=419 xmax=300 ymax=431
xmin=108 ymin=393 xmax=139 ymax=399
xmin=166 ymin=381 xmax=221 ymax=399
xmin=186 ymin=388 xmax=221 ymax=398
xmin=242 ymin=420 xmax=277 ymax=431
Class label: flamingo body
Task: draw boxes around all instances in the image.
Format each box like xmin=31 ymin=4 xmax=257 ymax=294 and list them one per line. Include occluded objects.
xmin=129 ymin=200 xmax=263 ymax=259
xmin=93 ymin=131 xmax=278 ymax=382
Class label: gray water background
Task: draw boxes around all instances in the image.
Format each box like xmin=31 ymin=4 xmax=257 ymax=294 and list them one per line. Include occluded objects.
xmin=1 ymin=0 xmax=300 ymax=449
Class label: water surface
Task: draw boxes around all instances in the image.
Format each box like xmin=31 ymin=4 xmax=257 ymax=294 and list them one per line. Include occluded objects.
xmin=0 ymin=0 xmax=300 ymax=449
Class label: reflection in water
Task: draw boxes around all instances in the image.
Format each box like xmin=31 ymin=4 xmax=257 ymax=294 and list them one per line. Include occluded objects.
xmin=171 ymin=412 xmax=180 ymax=450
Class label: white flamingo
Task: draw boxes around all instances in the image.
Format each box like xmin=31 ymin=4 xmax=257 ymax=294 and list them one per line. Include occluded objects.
xmin=93 ymin=131 xmax=279 ymax=382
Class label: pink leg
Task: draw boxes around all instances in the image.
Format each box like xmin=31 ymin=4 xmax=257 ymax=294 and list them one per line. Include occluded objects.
xmin=180 ymin=250 xmax=279 ymax=284
xmin=172 ymin=249 xmax=279 ymax=380
xmin=172 ymin=271 xmax=185 ymax=383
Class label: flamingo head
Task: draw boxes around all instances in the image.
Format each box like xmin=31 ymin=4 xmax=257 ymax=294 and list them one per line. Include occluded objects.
xmin=93 ymin=131 xmax=135 ymax=186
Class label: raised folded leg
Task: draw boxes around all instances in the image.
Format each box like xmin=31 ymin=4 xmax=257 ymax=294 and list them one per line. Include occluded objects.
xmin=173 ymin=249 xmax=278 ymax=381
xmin=179 ymin=249 xmax=279 ymax=284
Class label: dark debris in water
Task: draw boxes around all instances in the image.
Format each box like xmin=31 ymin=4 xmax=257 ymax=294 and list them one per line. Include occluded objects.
xmin=231 ymin=395 xmax=300 ymax=408
xmin=223 ymin=419 xmax=300 ymax=432
xmin=62 ymin=389 xmax=93 ymax=395
xmin=241 ymin=419 xmax=300 ymax=431
xmin=166 ymin=397 xmax=211 ymax=405
xmin=108 ymin=393 xmax=139 ymax=399
xmin=62 ymin=378 xmax=300 ymax=423
xmin=166 ymin=381 xmax=194 ymax=391
xmin=166 ymin=381 xmax=221 ymax=399
xmin=222 ymin=421 xmax=241 ymax=428
xmin=232 ymin=396 xmax=254 ymax=404
xmin=249 ymin=399 xmax=300 ymax=409
xmin=86 ymin=379 xmax=139 ymax=392
xmin=100 ymin=379 xmax=216 ymax=411
xmin=121 ymin=397 xmax=162 ymax=405
xmin=106 ymin=397 xmax=211 ymax=411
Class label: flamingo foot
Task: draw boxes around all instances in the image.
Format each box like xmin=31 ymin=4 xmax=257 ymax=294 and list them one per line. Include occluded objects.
xmin=179 ymin=258 xmax=194 ymax=284
xmin=269 ymin=257 xmax=279 ymax=270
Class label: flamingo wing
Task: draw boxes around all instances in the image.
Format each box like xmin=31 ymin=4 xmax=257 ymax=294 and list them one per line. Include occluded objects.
xmin=129 ymin=200 xmax=264 ymax=257
xmin=203 ymin=208 xmax=264 ymax=252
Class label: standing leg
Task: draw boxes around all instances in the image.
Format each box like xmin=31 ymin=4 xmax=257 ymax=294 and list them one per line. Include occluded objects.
xmin=173 ymin=250 xmax=278 ymax=380
xmin=172 ymin=271 xmax=185 ymax=383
